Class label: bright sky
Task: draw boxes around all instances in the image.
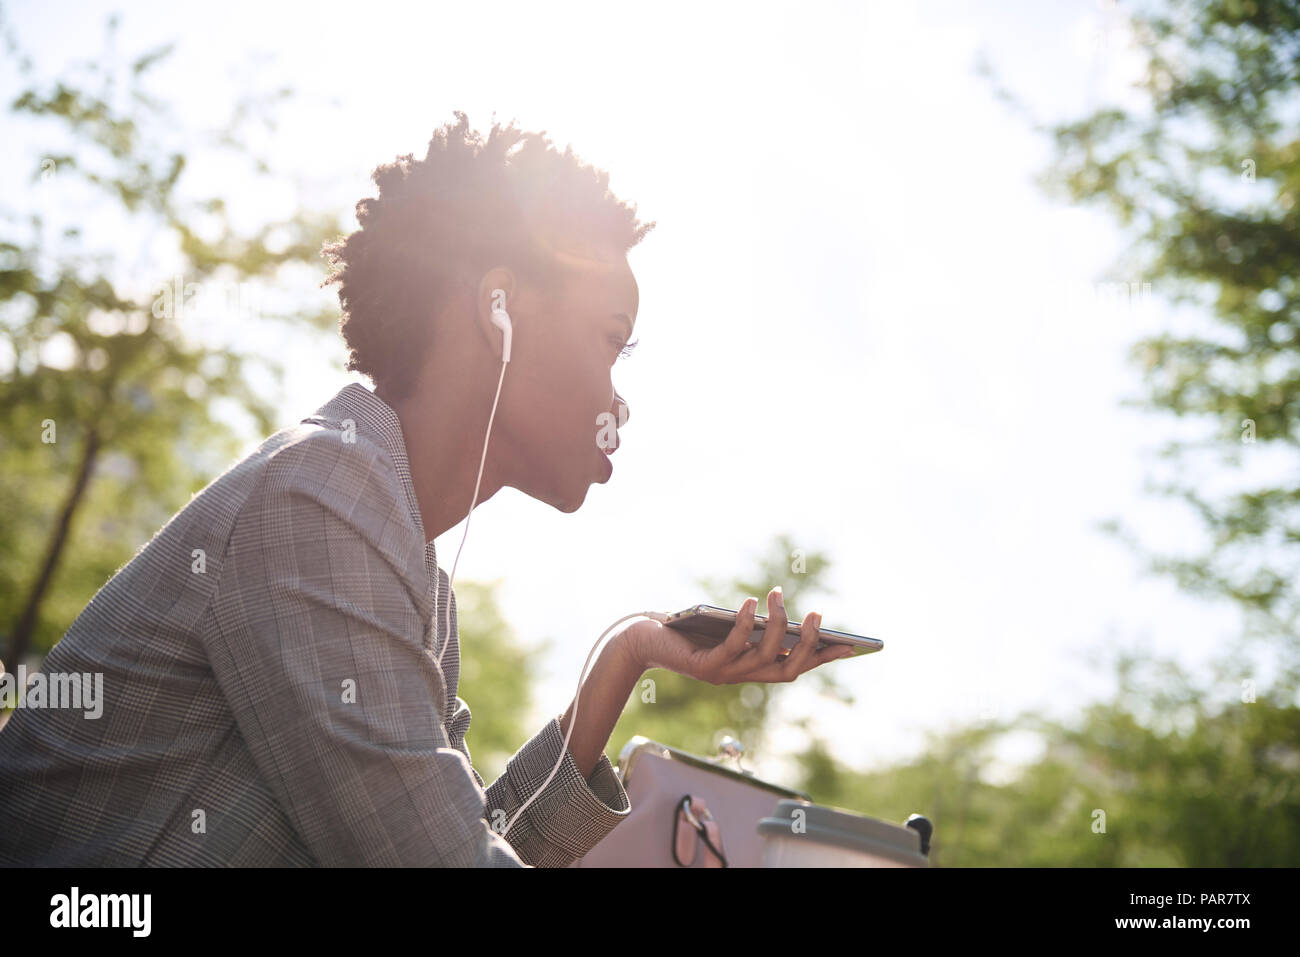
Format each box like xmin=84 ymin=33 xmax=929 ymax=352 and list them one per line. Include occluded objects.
xmin=4 ymin=0 xmax=1270 ymax=784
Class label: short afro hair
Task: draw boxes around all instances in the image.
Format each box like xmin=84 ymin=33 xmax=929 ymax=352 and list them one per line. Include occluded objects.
xmin=321 ymin=111 xmax=655 ymax=400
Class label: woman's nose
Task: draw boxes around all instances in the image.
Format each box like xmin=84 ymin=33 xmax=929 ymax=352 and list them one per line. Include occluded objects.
xmin=613 ymin=391 xmax=630 ymax=427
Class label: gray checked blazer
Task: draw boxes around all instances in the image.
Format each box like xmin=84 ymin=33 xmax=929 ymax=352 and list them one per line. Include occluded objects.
xmin=0 ymin=383 xmax=631 ymax=866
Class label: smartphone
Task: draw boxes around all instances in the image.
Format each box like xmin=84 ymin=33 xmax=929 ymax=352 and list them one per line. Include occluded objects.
xmin=659 ymin=604 xmax=883 ymax=658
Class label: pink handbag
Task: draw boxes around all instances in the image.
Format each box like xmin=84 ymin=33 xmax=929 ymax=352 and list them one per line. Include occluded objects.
xmin=571 ymin=735 xmax=813 ymax=868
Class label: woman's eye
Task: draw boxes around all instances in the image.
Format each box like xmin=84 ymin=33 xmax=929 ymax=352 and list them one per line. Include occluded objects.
xmin=612 ymin=336 xmax=639 ymax=360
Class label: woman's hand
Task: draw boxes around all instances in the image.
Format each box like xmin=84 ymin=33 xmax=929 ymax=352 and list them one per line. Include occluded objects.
xmin=626 ymin=587 xmax=856 ymax=685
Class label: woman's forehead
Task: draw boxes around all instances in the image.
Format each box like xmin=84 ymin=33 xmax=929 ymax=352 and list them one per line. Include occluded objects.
xmin=549 ymin=244 xmax=638 ymax=317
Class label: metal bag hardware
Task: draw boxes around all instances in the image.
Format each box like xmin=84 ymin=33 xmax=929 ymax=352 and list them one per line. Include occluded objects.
xmin=673 ymin=795 xmax=726 ymax=867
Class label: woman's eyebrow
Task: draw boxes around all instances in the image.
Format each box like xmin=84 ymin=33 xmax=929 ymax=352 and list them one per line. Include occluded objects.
xmin=612 ymin=313 xmax=634 ymax=336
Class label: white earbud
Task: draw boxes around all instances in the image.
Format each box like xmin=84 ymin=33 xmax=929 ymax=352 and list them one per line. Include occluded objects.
xmin=489 ymin=288 xmax=512 ymax=363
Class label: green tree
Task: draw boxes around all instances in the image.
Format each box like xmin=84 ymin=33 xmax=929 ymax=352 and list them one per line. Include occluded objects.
xmin=0 ymin=8 xmax=342 ymax=670
xmin=1025 ymin=0 xmax=1300 ymax=675
xmin=795 ymin=650 xmax=1300 ymax=866
xmin=454 ymin=579 xmax=549 ymax=785
xmin=808 ymin=0 xmax=1300 ymax=866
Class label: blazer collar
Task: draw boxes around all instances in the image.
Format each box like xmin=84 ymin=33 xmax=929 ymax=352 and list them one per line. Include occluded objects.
xmin=303 ymin=382 xmax=456 ymax=675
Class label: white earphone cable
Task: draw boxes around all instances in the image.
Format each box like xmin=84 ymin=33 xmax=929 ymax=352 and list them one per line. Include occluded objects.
xmin=501 ymin=609 xmax=662 ymax=840
xmin=433 ymin=309 xmax=666 ymax=844
xmin=436 ymin=355 xmax=507 ymax=674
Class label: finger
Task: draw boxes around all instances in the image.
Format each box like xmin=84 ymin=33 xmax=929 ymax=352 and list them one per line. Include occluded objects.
xmin=753 ymin=586 xmax=788 ymax=663
xmin=728 ymin=659 xmax=789 ymax=683
xmin=807 ymin=643 xmax=857 ymax=672
xmin=735 ymin=637 xmax=854 ymax=685
xmin=716 ymin=596 xmax=759 ymax=666
xmin=779 ymin=609 xmax=822 ymax=679
xmin=747 ymin=641 xmax=853 ymax=685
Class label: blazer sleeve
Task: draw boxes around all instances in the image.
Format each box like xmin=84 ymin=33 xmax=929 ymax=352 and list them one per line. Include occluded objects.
xmin=445 ymin=695 xmax=631 ymax=867
xmin=203 ymin=431 xmax=529 ymax=867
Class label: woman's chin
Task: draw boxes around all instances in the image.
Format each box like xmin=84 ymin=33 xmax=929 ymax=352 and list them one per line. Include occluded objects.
xmin=560 ymin=481 xmax=594 ymax=513
xmin=516 ymin=462 xmax=600 ymax=513
xmin=529 ymin=477 xmax=591 ymax=514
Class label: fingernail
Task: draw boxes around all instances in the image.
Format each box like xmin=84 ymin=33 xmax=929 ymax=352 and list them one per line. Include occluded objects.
xmin=773 ymin=586 xmax=784 ymax=609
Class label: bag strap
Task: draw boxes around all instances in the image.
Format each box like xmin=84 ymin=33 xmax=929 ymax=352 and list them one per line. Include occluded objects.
xmin=672 ymin=794 xmax=728 ymax=868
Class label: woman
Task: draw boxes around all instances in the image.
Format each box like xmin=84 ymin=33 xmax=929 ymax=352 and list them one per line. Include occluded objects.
xmin=0 ymin=112 xmax=853 ymax=867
